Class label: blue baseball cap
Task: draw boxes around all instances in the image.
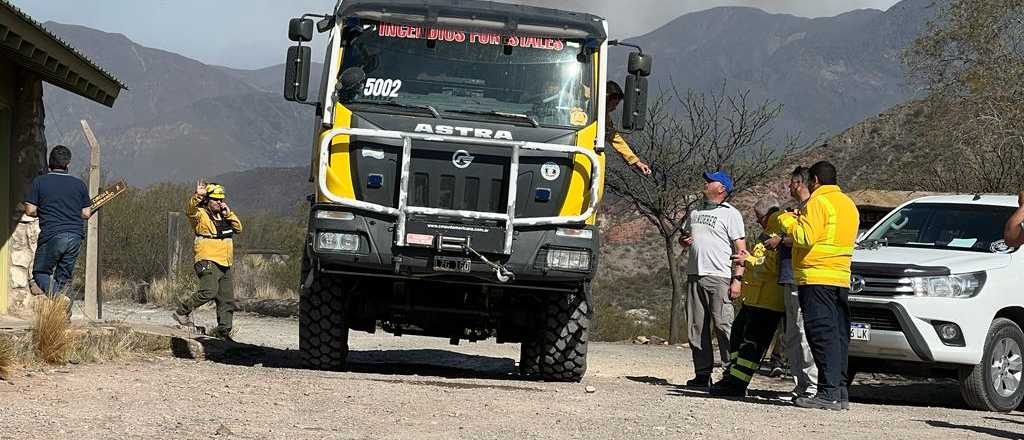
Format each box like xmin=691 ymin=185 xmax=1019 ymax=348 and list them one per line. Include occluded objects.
xmin=703 ymin=171 xmax=734 ymax=193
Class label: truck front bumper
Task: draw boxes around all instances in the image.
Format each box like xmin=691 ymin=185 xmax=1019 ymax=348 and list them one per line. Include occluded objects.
xmin=849 ymin=296 xmax=987 ymax=366
xmin=309 ymin=209 xmax=599 ymax=287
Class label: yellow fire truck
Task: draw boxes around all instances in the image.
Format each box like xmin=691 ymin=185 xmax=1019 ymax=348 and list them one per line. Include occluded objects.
xmin=284 ymin=0 xmax=651 ymax=381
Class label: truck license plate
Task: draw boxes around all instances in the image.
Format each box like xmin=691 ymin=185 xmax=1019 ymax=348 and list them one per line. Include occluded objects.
xmin=851 ymin=323 xmax=871 ymax=341
xmin=433 ymin=256 xmax=471 ymax=273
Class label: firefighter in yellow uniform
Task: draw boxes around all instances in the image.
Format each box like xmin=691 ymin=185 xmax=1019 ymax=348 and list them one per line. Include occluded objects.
xmin=605 ymin=81 xmax=652 ymax=176
xmin=777 ymin=161 xmax=859 ymax=411
xmin=710 ymin=198 xmax=787 ymax=397
xmin=172 ymin=181 xmax=243 ymax=339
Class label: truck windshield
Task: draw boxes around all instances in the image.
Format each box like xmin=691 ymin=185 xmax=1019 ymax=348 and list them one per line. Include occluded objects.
xmin=864 ymin=203 xmax=1017 ymax=252
xmin=338 ymin=22 xmax=595 ymax=128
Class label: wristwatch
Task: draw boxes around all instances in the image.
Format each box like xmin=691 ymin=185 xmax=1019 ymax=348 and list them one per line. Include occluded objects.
xmin=732 ymin=275 xmax=744 ymax=282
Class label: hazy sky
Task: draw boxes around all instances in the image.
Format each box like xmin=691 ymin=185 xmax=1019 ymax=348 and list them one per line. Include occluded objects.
xmin=13 ymin=0 xmax=902 ymax=70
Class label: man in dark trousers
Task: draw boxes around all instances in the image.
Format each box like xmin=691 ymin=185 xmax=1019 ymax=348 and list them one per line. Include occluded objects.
xmin=778 ymin=161 xmax=860 ymax=410
xmin=23 ymin=145 xmax=92 ymax=307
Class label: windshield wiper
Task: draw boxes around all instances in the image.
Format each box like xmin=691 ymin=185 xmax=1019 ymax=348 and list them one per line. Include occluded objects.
xmin=444 ymin=109 xmax=540 ymax=128
xmin=856 ymin=238 xmax=887 ymax=250
xmin=356 ymin=100 xmax=441 ymax=119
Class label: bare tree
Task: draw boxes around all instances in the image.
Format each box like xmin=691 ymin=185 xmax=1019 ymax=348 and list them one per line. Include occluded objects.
xmin=605 ymin=81 xmax=804 ymax=344
xmin=902 ymin=0 xmax=1024 ymax=193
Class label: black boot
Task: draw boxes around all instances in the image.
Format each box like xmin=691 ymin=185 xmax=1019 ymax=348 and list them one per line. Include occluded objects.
xmin=685 ymin=375 xmax=711 ymax=389
xmin=710 ymin=378 xmax=747 ymax=398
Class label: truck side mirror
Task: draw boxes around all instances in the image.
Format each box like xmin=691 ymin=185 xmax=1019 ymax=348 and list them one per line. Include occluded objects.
xmin=289 ymin=18 xmax=314 ymax=42
xmin=284 ymin=45 xmax=312 ymax=102
xmin=627 ymin=52 xmax=653 ymax=77
xmin=621 ymin=75 xmax=648 ymax=131
xmin=621 ymin=52 xmax=652 ymax=131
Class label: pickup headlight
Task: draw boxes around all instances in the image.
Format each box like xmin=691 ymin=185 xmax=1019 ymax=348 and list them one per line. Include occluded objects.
xmin=909 ymin=272 xmax=986 ymax=298
xmin=317 ymin=232 xmax=360 ymax=253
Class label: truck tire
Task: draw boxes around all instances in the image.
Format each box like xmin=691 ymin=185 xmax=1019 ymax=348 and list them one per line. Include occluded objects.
xmin=299 ymin=256 xmax=349 ymax=371
xmin=959 ymin=318 xmax=1024 ymax=412
xmin=536 ymin=285 xmax=591 ymax=382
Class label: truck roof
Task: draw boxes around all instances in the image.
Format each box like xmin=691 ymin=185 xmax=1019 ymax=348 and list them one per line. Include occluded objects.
xmin=335 ymin=0 xmax=608 ymax=39
xmin=907 ymin=194 xmax=1019 ymax=208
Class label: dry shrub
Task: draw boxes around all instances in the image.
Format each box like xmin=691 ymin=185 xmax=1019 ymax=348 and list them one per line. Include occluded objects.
xmin=101 ymin=275 xmax=140 ymax=303
xmin=32 ymin=296 xmax=76 ymax=364
xmin=71 ymin=326 xmax=141 ymax=363
xmin=146 ymin=274 xmax=196 ymax=309
xmin=235 ymin=255 xmax=297 ymax=300
xmin=0 ymin=336 xmax=14 ymax=380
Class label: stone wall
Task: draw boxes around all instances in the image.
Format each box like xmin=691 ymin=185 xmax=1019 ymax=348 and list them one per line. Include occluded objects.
xmin=8 ymin=216 xmax=39 ymax=316
xmin=6 ymin=71 xmax=46 ymax=317
xmin=10 ymin=70 xmax=47 ymax=220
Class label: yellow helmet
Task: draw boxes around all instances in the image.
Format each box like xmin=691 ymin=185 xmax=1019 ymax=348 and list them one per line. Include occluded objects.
xmin=205 ymin=183 xmax=226 ymax=200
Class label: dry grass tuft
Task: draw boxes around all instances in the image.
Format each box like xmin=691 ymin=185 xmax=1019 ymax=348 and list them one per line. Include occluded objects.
xmin=146 ymin=275 xmax=195 ymax=309
xmin=32 ymin=296 xmax=76 ymax=364
xmin=71 ymin=326 xmax=142 ymax=363
xmin=0 ymin=336 xmax=14 ymax=380
xmin=101 ymin=275 xmax=142 ymax=303
xmin=236 ymin=255 xmax=297 ymax=300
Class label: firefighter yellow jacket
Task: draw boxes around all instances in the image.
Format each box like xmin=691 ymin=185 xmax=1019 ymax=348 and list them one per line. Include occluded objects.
xmin=186 ymin=193 xmax=242 ymax=267
xmin=778 ymin=185 xmax=860 ymax=288
xmin=739 ymin=211 xmax=785 ymax=313
xmin=606 ymin=116 xmax=640 ymax=165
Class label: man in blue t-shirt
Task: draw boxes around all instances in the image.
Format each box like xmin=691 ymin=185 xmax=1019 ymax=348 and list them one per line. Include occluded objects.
xmin=24 ymin=145 xmax=93 ymax=301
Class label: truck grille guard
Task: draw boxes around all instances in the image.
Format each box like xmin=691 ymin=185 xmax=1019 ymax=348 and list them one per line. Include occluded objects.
xmin=317 ymin=127 xmax=603 ymax=256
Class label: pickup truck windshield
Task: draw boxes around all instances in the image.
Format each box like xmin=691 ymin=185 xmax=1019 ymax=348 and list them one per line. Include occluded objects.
xmin=338 ymin=22 xmax=595 ymax=128
xmin=864 ymin=203 xmax=1016 ymax=252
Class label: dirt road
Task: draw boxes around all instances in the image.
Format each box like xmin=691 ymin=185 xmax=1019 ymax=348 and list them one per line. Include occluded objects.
xmin=2 ymin=304 xmax=1022 ymax=440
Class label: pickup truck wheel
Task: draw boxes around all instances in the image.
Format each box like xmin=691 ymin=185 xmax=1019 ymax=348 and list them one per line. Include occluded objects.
xmin=960 ymin=318 xmax=1024 ymax=412
xmin=299 ymin=257 xmax=349 ymax=371
xmin=536 ymin=285 xmax=591 ymax=382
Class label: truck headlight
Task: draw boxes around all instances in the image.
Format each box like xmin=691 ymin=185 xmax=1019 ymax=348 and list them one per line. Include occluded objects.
xmin=546 ymin=248 xmax=591 ymax=271
xmin=317 ymin=232 xmax=360 ymax=253
xmin=910 ymin=272 xmax=986 ymax=298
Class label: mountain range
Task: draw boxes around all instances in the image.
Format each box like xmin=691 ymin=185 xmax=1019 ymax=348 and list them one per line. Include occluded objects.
xmin=39 ymin=0 xmax=936 ymax=212
xmin=612 ymin=0 xmax=935 ymax=137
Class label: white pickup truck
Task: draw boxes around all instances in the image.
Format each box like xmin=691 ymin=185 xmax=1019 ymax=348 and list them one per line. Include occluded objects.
xmin=849 ymin=194 xmax=1022 ymax=412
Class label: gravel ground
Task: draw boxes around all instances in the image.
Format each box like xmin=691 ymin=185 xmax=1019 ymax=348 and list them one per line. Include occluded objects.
xmin=1 ymin=302 xmax=1022 ymax=440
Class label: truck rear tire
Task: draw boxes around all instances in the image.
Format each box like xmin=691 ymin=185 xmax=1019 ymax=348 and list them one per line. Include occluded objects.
xmin=299 ymin=259 xmax=349 ymax=371
xmin=959 ymin=318 xmax=1024 ymax=412
xmin=535 ymin=285 xmax=590 ymax=382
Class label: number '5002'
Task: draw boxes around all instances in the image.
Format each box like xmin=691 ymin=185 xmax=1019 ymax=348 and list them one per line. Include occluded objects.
xmin=363 ymin=78 xmax=402 ymax=98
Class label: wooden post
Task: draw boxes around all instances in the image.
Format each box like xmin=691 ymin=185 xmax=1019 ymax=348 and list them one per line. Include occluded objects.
xmin=167 ymin=212 xmax=182 ymax=279
xmin=81 ymin=120 xmax=102 ymax=320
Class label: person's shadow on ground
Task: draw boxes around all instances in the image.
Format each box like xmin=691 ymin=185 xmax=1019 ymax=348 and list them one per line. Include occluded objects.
xmin=624 ymin=374 xmax=973 ymax=410
xmin=172 ymin=336 xmax=521 ymax=381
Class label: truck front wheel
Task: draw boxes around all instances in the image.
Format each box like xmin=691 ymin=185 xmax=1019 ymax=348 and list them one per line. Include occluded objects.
xmin=299 ymin=258 xmax=349 ymax=371
xmin=959 ymin=318 xmax=1024 ymax=412
xmin=533 ymin=284 xmax=591 ymax=382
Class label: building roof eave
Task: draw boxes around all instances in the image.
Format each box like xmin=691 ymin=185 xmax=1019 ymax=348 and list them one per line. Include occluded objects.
xmin=0 ymin=1 xmax=125 ymax=107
